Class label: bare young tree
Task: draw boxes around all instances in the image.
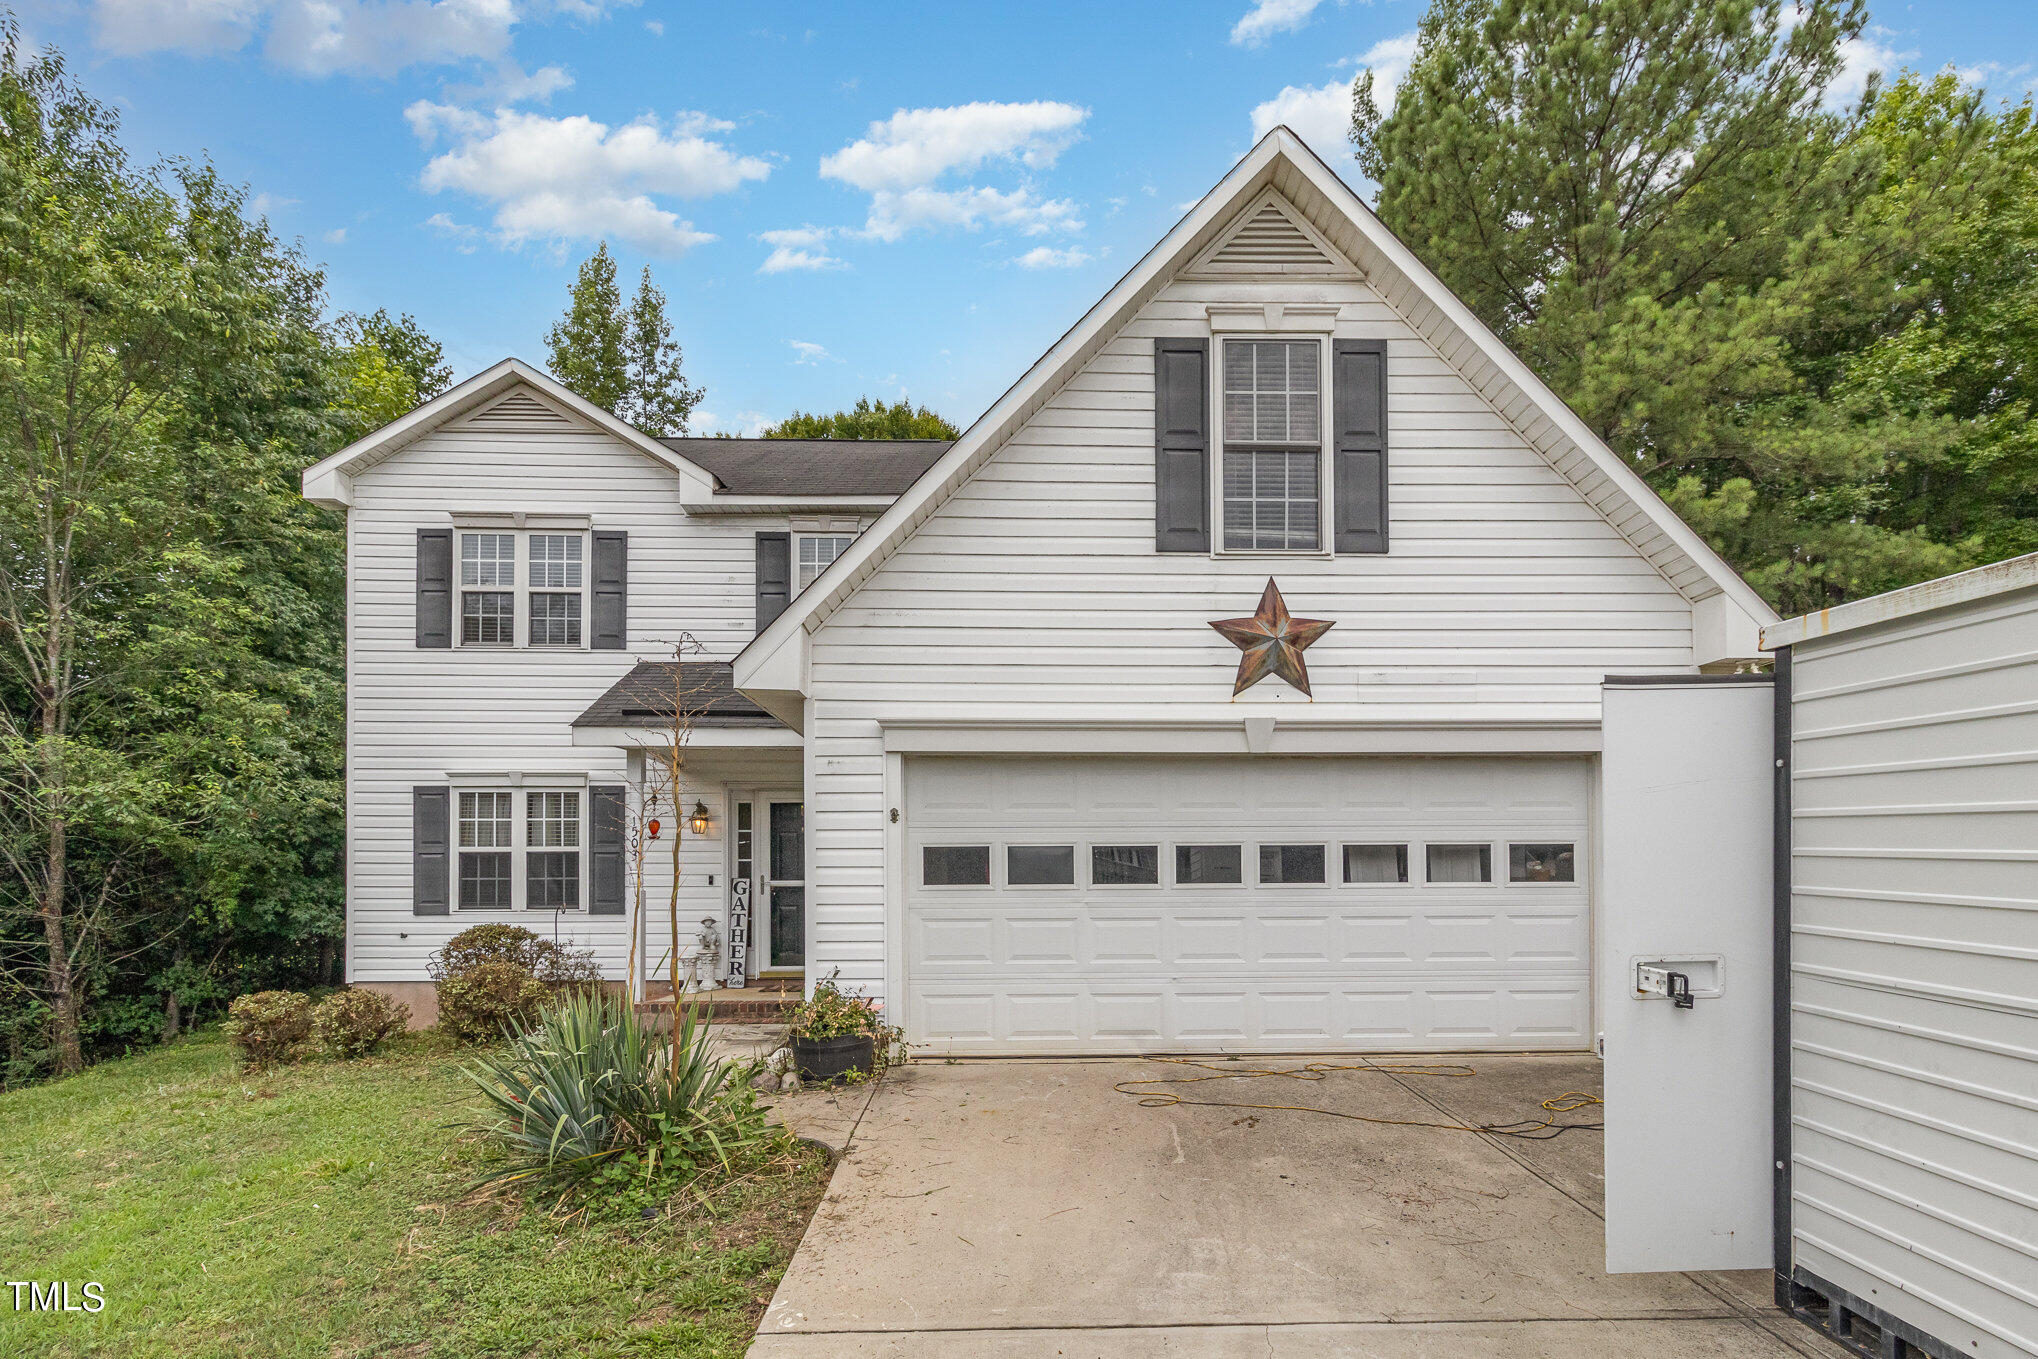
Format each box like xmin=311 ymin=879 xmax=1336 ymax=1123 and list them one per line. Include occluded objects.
xmin=620 ymin=637 xmax=723 ymax=1036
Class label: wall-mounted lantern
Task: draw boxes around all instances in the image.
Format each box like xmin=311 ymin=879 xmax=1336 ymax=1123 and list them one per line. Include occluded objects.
xmin=689 ymin=801 xmax=712 ymax=837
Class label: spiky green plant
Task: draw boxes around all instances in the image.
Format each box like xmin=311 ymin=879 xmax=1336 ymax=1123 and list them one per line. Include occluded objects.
xmin=460 ymin=991 xmax=769 ymax=1199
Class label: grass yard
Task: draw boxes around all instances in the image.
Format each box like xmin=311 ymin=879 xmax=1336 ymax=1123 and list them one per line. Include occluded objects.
xmin=0 ymin=1030 xmax=832 ymax=1358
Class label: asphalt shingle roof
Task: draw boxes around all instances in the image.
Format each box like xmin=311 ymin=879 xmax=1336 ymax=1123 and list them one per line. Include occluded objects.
xmin=572 ymin=661 xmax=783 ymax=729
xmin=660 ymin=437 xmax=950 ymax=497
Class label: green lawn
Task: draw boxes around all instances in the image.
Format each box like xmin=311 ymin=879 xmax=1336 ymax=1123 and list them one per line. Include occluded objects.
xmin=0 ymin=1031 xmax=832 ymax=1358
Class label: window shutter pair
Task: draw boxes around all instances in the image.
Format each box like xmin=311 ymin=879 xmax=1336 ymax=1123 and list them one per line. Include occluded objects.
xmin=411 ymin=784 xmax=627 ymax=915
xmin=414 ymin=529 xmax=627 ymax=647
xmin=1151 ymin=337 xmax=1388 ymax=553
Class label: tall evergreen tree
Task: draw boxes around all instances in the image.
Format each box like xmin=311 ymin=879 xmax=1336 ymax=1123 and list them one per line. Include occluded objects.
xmin=1345 ymin=0 xmax=2009 ymax=610
xmin=545 ymin=246 xmax=702 ymax=435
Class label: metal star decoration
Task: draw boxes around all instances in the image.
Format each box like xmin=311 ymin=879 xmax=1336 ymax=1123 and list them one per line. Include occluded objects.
xmin=1209 ymin=579 xmax=1335 ymax=696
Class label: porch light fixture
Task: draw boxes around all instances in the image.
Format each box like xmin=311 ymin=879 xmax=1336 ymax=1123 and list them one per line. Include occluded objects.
xmin=689 ymin=801 xmax=711 ymax=837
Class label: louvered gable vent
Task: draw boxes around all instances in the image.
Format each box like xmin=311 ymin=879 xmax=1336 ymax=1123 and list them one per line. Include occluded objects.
xmin=459 ymin=390 xmax=575 ymax=432
xmin=1198 ymin=198 xmax=1343 ymax=273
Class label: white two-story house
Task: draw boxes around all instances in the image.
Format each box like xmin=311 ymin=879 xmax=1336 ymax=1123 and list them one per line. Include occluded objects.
xmin=303 ymin=129 xmax=1774 ymax=1051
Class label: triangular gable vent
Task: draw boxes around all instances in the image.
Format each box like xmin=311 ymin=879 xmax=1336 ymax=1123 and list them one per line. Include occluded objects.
xmin=457 ymin=390 xmax=576 ymax=432
xmin=1192 ymin=195 xmax=1350 ymax=274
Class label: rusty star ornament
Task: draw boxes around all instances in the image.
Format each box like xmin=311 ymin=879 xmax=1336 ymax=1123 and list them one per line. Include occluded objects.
xmin=1209 ymin=579 xmax=1335 ymax=696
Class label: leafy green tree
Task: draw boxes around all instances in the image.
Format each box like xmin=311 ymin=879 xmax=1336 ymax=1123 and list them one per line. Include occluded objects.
xmin=1347 ymin=0 xmax=2009 ymax=610
xmin=0 ymin=26 xmax=346 ymax=1078
xmin=545 ymin=245 xmax=702 ymax=435
xmin=764 ymin=397 xmax=959 ymax=440
xmin=334 ymin=309 xmax=451 ymax=439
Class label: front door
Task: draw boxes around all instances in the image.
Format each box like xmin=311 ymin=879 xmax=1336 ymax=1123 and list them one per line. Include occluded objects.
xmin=765 ymin=799 xmax=805 ymax=970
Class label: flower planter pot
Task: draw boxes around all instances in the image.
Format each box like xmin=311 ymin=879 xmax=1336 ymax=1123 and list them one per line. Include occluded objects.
xmin=791 ymin=1032 xmax=876 ymax=1083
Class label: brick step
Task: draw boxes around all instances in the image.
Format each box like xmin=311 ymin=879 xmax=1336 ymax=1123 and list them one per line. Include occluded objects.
xmin=636 ymin=983 xmax=796 ymax=1024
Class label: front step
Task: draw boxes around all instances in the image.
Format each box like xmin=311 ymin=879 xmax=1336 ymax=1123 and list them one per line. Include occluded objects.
xmin=637 ymin=978 xmax=798 ymax=1024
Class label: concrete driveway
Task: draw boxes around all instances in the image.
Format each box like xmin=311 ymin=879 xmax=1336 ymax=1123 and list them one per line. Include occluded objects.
xmin=750 ymin=1055 xmax=1844 ymax=1357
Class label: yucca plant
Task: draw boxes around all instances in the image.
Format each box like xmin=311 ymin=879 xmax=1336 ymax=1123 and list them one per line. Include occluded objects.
xmin=460 ymin=990 xmax=770 ymax=1199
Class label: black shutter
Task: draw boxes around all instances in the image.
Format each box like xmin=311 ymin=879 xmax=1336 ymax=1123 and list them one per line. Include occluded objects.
xmin=591 ymin=530 xmax=627 ymax=649
xmin=416 ymin=529 xmax=453 ymax=648
xmin=1154 ymin=338 xmax=1211 ymax=553
xmin=412 ymin=786 xmax=450 ymax=915
xmin=588 ymin=784 xmax=626 ymax=915
xmin=1332 ymin=339 xmax=1389 ymax=554
xmin=755 ymin=532 xmax=791 ymax=632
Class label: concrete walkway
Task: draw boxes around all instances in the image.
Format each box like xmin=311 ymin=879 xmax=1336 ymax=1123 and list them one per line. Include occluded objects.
xmin=748 ymin=1055 xmax=1846 ymax=1358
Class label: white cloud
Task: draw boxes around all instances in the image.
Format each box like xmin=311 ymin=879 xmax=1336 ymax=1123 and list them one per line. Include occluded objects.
xmin=249 ymin=190 xmax=299 ymax=214
xmin=91 ymin=0 xmax=264 ymax=56
xmin=423 ymin=210 xmax=482 ymax=252
xmin=1013 ymin=245 xmax=1092 ymax=269
xmin=821 ymin=100 xmax=1087 ymax=192
xmin=864 ymin=185 xmax=1081 ymax=243
xmin=1827 ymin=30 xmax=1913 ymax=108
xmin=789 ymin=340 xmax=835 ymax=365
xmin=757 ymin=226 xmax=845 ymax=273
xmin=446 ymin=58 xmax=574 ymax=104
xmin=410 ymin=105 xmax=769 ymax=254
xmin=322 ymin=226 xmax=348 ymax=243
xmin=644 ymin=18 xmax=663 ymax=35
xmin=1230 ymin=0 xmax=1323 ymax=48
xmin=87 ymin=0 xmax=634 ymax=79
xmin=264 ymin=0 xmax=517 ymax=77
xmin=1250 ymin=32 xmax=1416 ymax=164
xmin=694 ymin=408 xmax=771 ymax=437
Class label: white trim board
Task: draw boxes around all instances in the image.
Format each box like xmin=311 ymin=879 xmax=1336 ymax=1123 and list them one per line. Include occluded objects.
xmin=1763 ymin=550 xmax=2038 ymax=649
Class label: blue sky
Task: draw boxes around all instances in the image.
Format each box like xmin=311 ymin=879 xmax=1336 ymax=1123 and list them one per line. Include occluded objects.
xmin=17 ymin=0 xmax=2037 ymax=434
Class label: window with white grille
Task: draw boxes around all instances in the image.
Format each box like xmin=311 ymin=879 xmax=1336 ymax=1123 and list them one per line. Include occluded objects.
xmin=460 ymin=533 xmax=516 ymax=644
xmin=1220 ymin=339 xmax=1323 ymax=551
xmin=796 ymin=534 xmax=854 ymax=592
xmin=454 ymin=787 xmax=582 ymax=909
xmin=454 ymin=530 xmax=589 ymax=648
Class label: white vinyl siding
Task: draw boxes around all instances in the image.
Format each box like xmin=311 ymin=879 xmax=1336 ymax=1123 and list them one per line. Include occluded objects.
xmin=343 ymin=399 xmax=795 ymax=981
xmin=803 ymin=270 xmax=1699 ymax=1002
xmin=1788 ymin=586 xmax=2038 ymax=1359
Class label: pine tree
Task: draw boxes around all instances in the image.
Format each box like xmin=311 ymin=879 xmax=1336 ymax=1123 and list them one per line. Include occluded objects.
xmin=545 ymin=243 xmax=629 ymax=413
xmin=545 ymin=246 xmax=702 ymax=435
xmin=1347 ymin=0 xmax=2010 ymax=611
xmin=620 ymin=267 xmax=703 ymax=436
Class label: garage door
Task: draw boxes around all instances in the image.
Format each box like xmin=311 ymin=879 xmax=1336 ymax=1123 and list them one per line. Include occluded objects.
xmin=903 ymin=755 xmax=1591 ymax=1054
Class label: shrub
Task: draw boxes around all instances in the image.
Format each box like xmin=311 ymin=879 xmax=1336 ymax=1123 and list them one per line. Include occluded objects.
xmin=222 ymin=991 xmax=313 ymax=1068
xmin=309 ymin=989 xmax=410 ymax=1058
xmin=429 ymin=925 xmax=603 ymax=1045
xmin=461 ymin=991 xmax=773 ymax=1202
xmin=437 ymin=961 xmax=555 ymax=1045
xmin=428 ymin=924 xmax=602 ymax=988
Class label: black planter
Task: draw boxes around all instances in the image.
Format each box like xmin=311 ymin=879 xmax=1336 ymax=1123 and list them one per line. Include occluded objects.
xmin=791 ymin=1033 xmax=876 ymax=1083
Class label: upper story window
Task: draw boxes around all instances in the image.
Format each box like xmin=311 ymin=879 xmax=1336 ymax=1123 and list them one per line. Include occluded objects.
xmin=796 ymin=534 xmax=855 ymax=594
xmin=457 ymin=530 xmax=586 ymax=649
xmin=1220 ymin=338 xmax=1324 ymax=552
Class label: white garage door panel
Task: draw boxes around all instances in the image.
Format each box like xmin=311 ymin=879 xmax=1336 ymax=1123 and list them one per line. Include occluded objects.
xmin=904 ymin=755 xmax=1591 ymax=1054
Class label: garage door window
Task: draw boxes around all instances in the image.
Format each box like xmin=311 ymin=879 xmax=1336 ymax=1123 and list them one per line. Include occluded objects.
xmin=1343 ymin=843 xmax=1409 ymax=884
xmin=1509 ymin=843 xmax=1575 ymax=883
xmin=1425 ymin=843 xmax=1492 ymax=884
xmin=1258 ymin=844 xmax=1325 ymax=884
xmin=923 ymin=845 xmax=991 ymax=886
xmin=1175 ymin=844 xmax=1243 ymax=884
xmin=1091 ymin=845 xmax=1159 ymax=886
xmin=1007 ymin=845 xmax=1075 ymax=886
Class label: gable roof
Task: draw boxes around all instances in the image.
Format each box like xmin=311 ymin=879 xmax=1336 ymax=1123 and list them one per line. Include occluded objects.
xmin=663 ymin=437 xmax=951 ymax=497
xmin=734 ymin=127 xmax=1776 ymax=700
xmin=300 ymin=358 xmax=719 ymax=510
